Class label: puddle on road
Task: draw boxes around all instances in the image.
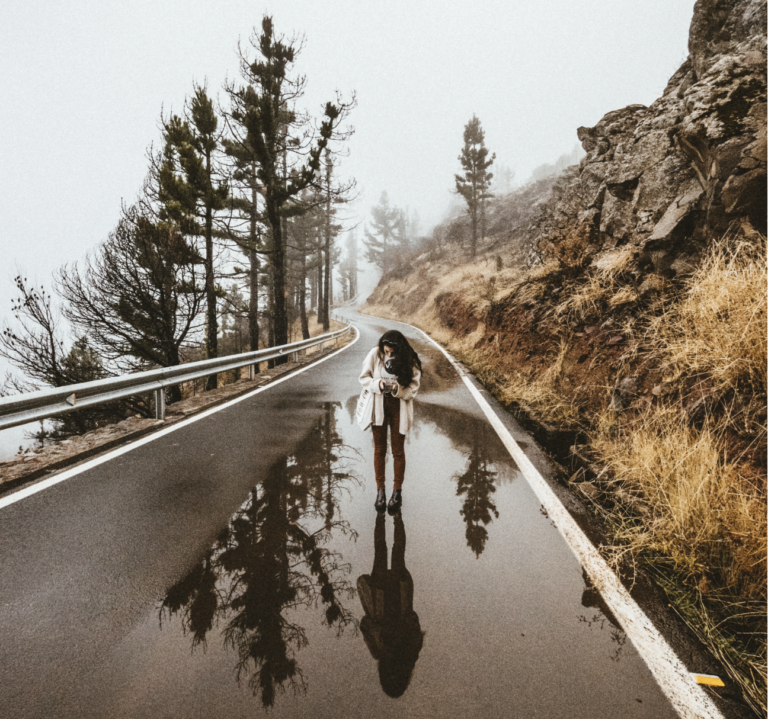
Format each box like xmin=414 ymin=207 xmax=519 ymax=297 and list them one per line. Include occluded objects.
xmin=93 ymin=400 xmax=676 ymax=719
xmin=159 ymin=402 xmax=361 ymax=708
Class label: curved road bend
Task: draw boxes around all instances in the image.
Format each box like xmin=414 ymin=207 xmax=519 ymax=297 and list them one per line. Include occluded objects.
xmin=0 ymin=310 xmax=679 ymax=718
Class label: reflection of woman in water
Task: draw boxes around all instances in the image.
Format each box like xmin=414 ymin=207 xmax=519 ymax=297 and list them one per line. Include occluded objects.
xmin=357 ymin=512 xmax=423 ymax=697
xmin=358 ymin=330 xmax=422 ymax=512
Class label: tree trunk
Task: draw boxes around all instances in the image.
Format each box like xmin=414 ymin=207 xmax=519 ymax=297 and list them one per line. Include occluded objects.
xmin=265 ymin=137 xmax=290 ymax=365
xmin=248 ymin=179 xmax=261 ymax=367
xmin=265 ymin=202 xmax=287 ymax=365
xmin=167 ymin=344 xmax=183 ymax=403
xmin=310 ymin=268 xmax=317 ymax=311
xmin=266 ymin=260 xmax=276 ymax=369
xmin=204 ymin=160 xmax=218 ymax=389
xmin=323 ymin=232 xmax=331 ymax=331
xmin=470 ymin=186 xmax=478 ymax=258
xmin=248 ymin=249 xmax=260 ymax=360
xmin=299 ymin=241 xmax=309 ymax=340
xmin=317 ymin=242 xmax=325 ymax=327
xmin=322 ymin=159 xmax=332 ymax=332
xmin=481 ymin=192 xmax=487 ymax=243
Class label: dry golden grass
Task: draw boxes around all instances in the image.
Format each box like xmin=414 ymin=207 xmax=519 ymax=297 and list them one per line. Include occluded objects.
xmin=555 ymin=274 xmax=610 ymax=322
xmin=554 ymin=247 xmax=636 ymax=323
xmin=653 ymin=234 xmax=767 ymax=396
xmin=529 ymin=260 xmax=561 ymax=280
xmin=592 ymin=246 xmax=635 ymax=273
xmin=367 ymin=259 xmax=525 ymax=325
xmin=592 ymin=405 xmax=767 ymax=713
xmin=589 ymin=231 xmax=767 ymax=714
xmin=608 ymin=287 xmax=639 ymax=308
xmin=593 ymin=407 xmax=765 ymax=599
xmin=496 ymin=341 xmax=581 ymax=426
xmin=452 ymin=339 xmax=581 ymax=427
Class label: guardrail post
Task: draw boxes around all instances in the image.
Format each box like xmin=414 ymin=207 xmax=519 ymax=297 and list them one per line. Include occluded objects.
xmin=154 ymin=388 xmax=166 ymax=421
xmin=291 ymin=351 xmax=298 ymax=363
xmin=248 ymin=364 xmax=256 ymax=381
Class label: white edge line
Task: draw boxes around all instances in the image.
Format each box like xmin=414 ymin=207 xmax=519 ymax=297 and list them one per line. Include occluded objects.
xmin=0 ymin=328 xmax=360 ymax=511
xmin=377 ymin=315 xmax=724 ymax=719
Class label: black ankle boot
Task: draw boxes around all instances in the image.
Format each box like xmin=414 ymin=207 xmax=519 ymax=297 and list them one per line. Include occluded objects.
xmin=375 ymin=489 xmax=387 ymax=513
xmin=387 ymin=489 xmax=402 ymax=513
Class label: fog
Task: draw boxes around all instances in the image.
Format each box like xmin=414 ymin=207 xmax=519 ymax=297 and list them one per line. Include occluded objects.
xmin=0 ymin=0 xmax=696 ymax=457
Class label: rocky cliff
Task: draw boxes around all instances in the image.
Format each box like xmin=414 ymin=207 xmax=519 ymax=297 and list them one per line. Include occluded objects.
xmin=529 ymin=0 xmax=765 ymax=276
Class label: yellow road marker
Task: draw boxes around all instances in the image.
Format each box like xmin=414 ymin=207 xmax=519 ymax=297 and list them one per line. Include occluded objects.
xmin=693 ymin=674 xmax=725 ymax=687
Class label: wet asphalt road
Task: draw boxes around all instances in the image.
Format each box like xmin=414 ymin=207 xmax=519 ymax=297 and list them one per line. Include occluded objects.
xmin=0 ymin=311 xmax=679 ymax=718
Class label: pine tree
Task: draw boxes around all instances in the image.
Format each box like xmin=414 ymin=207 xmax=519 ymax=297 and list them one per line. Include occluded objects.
xmin=233 ymin=16 xmax=352 ymax=363
xmin=455 ymin=115 xmax=495 ymax=258
xmin=339 ymin=229 xmax=358 ymax=301
xmin=222 ymin=119 xmax=266 ymax=363
xmin=58 ymin=200 xmax=206 ymax=403
xmin=162 ymin=86 xmax=228 ymax=388
xmin=363 ymin=191 xmax=400 ymax=270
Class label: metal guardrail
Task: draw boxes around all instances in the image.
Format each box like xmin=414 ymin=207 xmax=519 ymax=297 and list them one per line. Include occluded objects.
xmin=0 ymin=318 xmax=353 ymax=431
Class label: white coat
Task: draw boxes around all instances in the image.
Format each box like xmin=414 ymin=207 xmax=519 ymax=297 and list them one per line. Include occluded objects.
xmin=358 ymin=346 xmax=421 ymax=436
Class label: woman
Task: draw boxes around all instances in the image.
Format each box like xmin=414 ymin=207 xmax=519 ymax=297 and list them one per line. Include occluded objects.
xmin=359 ymin=330 xmax=422 ymax=512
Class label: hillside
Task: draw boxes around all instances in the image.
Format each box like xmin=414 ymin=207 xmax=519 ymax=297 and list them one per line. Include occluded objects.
xmin=363 ymin=0 xmax=767 ymax=714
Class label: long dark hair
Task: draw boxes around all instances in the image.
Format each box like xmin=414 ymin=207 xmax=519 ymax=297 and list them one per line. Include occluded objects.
xmin=378 ymin=330 xmax=422 ymax=388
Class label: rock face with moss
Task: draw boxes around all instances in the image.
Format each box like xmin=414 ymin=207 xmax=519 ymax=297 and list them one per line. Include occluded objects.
xmin=531 ymin=0 xmax=766 ymax=275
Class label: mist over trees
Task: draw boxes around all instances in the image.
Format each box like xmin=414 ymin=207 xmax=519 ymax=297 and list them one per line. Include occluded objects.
xmin=525 ymin=144 xmax=584 ymax=184
xmin=1 ymin=11 xmax=585 ymax=443
xmin=0 ymin=14 xmax=356 ymax=429
xmin=493 ymin=164 xmax=515 ymax=195
xmin=338 ymin=229 xmax=359 ymax=302
xmin=362 ymin=192 xmax=422 ymax=272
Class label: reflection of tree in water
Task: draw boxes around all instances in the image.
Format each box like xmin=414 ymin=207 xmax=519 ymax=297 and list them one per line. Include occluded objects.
xmin=161 ymin=402 xmax=360 ymax=707
xmin=290 ymin=404 xmax=354 ymax=531
xmin=577 ymin=569 xmax=627 ymax=663
xmin=453 ymin=429 xmax=499 ymax=557
xmin=414 ymin=401 xmax=513 ymax=557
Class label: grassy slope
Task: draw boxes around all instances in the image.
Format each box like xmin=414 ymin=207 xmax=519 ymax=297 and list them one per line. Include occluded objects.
xmin=363 ymin=225 xmax=767 ymax=715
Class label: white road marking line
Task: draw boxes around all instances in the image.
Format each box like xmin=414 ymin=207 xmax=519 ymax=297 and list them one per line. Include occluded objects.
xmin=373 ymin=314 xmax=724 ymax=719
xmin=0 ymin=329 xmax=360 ymax=511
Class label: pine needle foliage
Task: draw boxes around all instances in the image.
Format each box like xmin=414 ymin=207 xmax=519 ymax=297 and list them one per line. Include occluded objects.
xmin=455 ymin=115 xmax=495 ymax=257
